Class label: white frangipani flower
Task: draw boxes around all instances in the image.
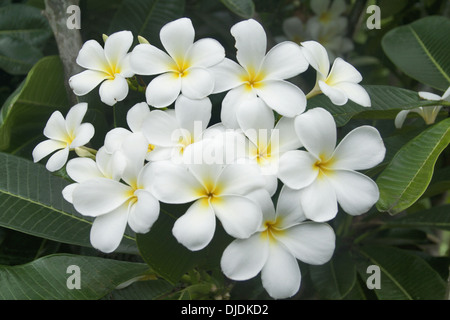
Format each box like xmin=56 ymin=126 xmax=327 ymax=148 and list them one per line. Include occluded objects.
xmin=130 ymin=17 xmax=225 ymax=108
xmin=149 ymin=142 xmax=266 ymax=251
xmin=221 ymin=187 xmax=335 ymax=300
xmin=142 ymin=94 xmax=212 ymax=162
xmin=395 ymin=87 xmax=450 ymax=128
xmin=278 ymin=107 xmax=385 ymax=222
xmin=71 ymin=133 xmax=160 ymax=253
xmin=211 ymin=18 xmax=309 ymax=129
xmin=32 ymin=103 xmax=94 ymax=172
xmin=308 ymin=0 xmax=348 ymax=32
xmin=69 ymin=31 xmax=135 ymax=106
xmin=301 ymin=40 xmax=371 ymax=107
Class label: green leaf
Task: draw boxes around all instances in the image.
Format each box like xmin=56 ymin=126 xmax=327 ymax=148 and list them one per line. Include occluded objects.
xmin=108 ymin=0 xmax=185 ymax=46
xmin=0 ymin=56 xmax=68 ymax=152
xmin=356 ymin=245 xmax=446 ymax=300
xmin=307 ymin=85 xmax=439 ymax=127
xmin=0 ymin=152 xmax=138 ymax=254
xmin=382 ymin=16 xmax=450 ymax=91
xmin=136 ymin=204 xmax=206 ymax=284
xmin=376 ymin=118 xmax=450 ymax=214
xmin=0 ymin=254 xmax=149 ymax=299
xmin=106 ymin=279 xmax=174 ymax=300
xmin=220 ymin=0 xmax=255 ymax=18
xmin=309 ymin=250 xmax=357 ymax=300
xmin=385 ymin=204 xmax=450 ymax=231
xmin=0 ymin=3 xmax=52 ymax=74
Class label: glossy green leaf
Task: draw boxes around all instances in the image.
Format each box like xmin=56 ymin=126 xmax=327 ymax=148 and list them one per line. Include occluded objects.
xmin=106 ymin=279 xmax=174 ymax=300
xmin=382 ymin=16 xmax=450 ymax=91
xmin=376 ymin=118 xmax=450 ymax=214
xmin=356 ymin=245 xmax=446 ymax=300
xmin=220 ymin=0 xmax=255 ymax=18
xmin=307 ymin=85 xmax=439 ymax=127
xmin=108 ymin=0 xmax=185 ymax=46
xmin=385 ymin=204 xmax=450 ymax=231
xmin=0 ymin=152 xmax=138 ymax=254
xmin=0 ymin=56 xmax=68 ymax=152
xmin=0 ymin=254 xmax=149 ymax=299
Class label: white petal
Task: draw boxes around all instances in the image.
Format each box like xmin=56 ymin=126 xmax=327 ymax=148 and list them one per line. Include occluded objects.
xmin=99 ymin=75 xmax=129 ymax=106
xmin=277 ymin=222 xmax=335 ymax=265
xmin=96 ymin=146 xmax=126 ymax=180
xmin=175 ymin=95 xmax=212 ymax=139
xmin=332 ymin=126 xmax=385 ymax=171
xmin=294 ymin=107 xmax=336 ymax=160
xmin=172 ymin=198 xmax=216 ymax=251
xmin=256 ymin=80 xmax=306 ymax=117
xmin=104 ymin=127 xmax=132 ymax=153
xmin=211 ymin=195 xmax=262 ymax=239
xmin=142 ymin=110 xmax=179 ymax=147
xmin=120 ymin=132 xmax=149 ymax=185
xmin=275 ymin=185 xmax=306 ymax=228
xmin=76 ymin=39 xmax=108 ymax=72
xmin=332 ymin=82 xmax=371 ymax=107
xmin=46 ymin=146 xmax=69 ymax=172
xmin=127 ymin=102 xmax=150 ymax=133
xmin=130 ymin=43 xmax=173 ymax=75
xmin=69 ymin=70 xmax=108 ymax=96
xmin=160 ymin=17 xmax=194 ymax=62
xmin=261 ymin=243 xmax=301 ymax=299
xmin=210 ymin=58 xmax=245 ymax=94
xmin=66 ymin=157 xmax=102 ymax=183
xmin=128 ymin=190 xmax=160 ymax=234
xmin=32 ymin=139 xmax=66 ymax=163
xmin=318 ymin=80 xmax=348 ymax=105
xmin=218 ymin=163 xmax=265 ymax=196
xmin=394 ymin=110 xmax=411 ymax=129
xmin=103 ymin=30 xmax=133 ymax=69
xmin=90 ymin=203 xmax=129 ymax=253
xmin=150 ymin=161 xmax=203 ymax=204
xmin=185 ymin=38 xmax=225 ymax=68
xmin=62 ymin=183 xmax=77 ymax=204
xmin=299 ymin=177 xmax=338 ymax=222
xmin=72 ymin=178 xmax=131 ymax=217
xmin=310 ymin=0 xmax=329 ymax=15
xmin=262 ymin=41 xmax=308 ymax=80
xmin=274 ymin=116 xmax=303 ymax=154
xmin=278 ymin=150 xmax=318 ymax=189
xmin=300 ymin=40 xmax=330 ymax=77
xmin=220 ymin=85 xmax=257 ymax=129
xmin=327 ymin=58 xmax=362 ymax=85
xmin=328 ymin=170 xmax=379 ymax=216
xmin=221 ymin=233 xmax=269 ymax=281
xmin=237 ymin=97 xmax=274 ymax=146
xmin=65 ymin=103 xmax=88 ymax=134
xmin=246 ymin=188 xmax=276 ymax=224
xmin=43 ymin=111 xmax=67 ymax=141
xmin=70 ymin=123 xmax=94 ymax=148
xmin=231 ymin=19 xmax=267 ymax=71
xmin=146 ymin=72 xmax=181 ymax=108
xmin=180 ymin=67 xmax=214 ymax=99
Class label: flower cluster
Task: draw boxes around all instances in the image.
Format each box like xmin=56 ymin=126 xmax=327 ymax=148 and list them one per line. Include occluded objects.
xmin=33 ymin=17 xmax=385 ymax=299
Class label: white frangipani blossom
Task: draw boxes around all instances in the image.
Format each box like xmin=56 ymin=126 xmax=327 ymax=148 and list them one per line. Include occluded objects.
xmin=308 ymin=0 xmax=348 ymax=32
xmin=71 ymin=133 xmax=160 ymax=253
xmin=149 ymin=141 xmax=266 ymax=251
xmin=69 ymin=31 xmax=135 ymax=106
xmin=32 ymin=103 xmax=94 ymax=172
xmin=395 ymin=87 xmax=450 ymax=128
xmin=211 ymin=18 xmax=309 ymax=129
xmin=142 ymin=94 xmax=212 ymax=162
xmin=301 ymin=40 xmax=371 ymax=107
xmin=278 ymin=107 xmax=385 ymax=222
xmin=221 ymin=187 xmax=335 ymax=300
xmin=130 ymin=17 xmax=225 ymax=108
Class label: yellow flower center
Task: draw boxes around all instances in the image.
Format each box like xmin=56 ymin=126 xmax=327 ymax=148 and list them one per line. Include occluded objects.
xmin=261 ymin=219 xmax=284 ymax=243
xmin=171 ymin=57 xmax=190 ymax=78
xmin=242 ymin=67 xmax=265 ymax=91
xmin=319 ymin=12 xmax=332 ymax=23
xmin=313 ymin=154 xmax=335 ymax=178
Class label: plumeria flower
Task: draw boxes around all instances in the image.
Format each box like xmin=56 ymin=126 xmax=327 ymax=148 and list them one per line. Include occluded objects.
xmin=395 ymin=87 xmax=450 ymax=128
xmin=235 ymin=98 xmax=302 ymax=195
xmin=308 ymin=0 xmax=348 ymax=31
xmin=71 ymin=133 xmax=160 ymax=253
xmin=221 ymin=187 xmax=335 ymax=299
xmin=301 ymin=40 xmax=371 ymax=107
xmin=69 ymin=31 xmax=135 ymax=106
xmin=130 ymin=17 xmax=225 ymax=108
xmin=32 ymin=102 xmax=94 ymax=172
xmin=278 ymin=107 xmax=385 ymax=222
xmin=211 ymin=18 xmax=309 ymax=129
xmin=149 ymin=141 xmax=266 ymax=251
xmin=275 ymin=16 xmax=310 ymax=44
xmin=142 ymin=94 xmax=212 ymax=162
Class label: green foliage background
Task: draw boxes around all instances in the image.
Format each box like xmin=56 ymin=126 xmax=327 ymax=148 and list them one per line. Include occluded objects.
xmin=0 ymin=0 xmax=449 ymax=300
